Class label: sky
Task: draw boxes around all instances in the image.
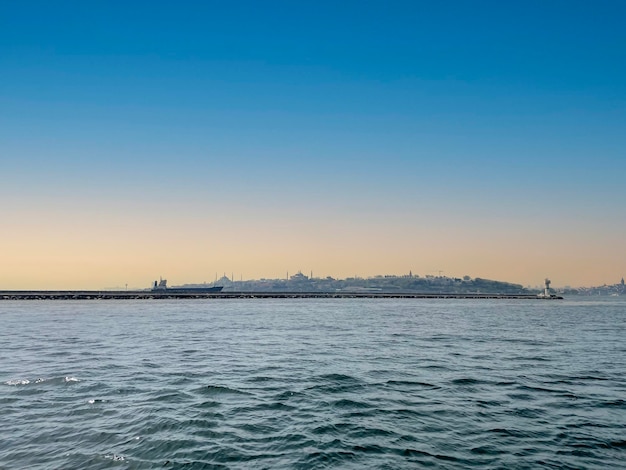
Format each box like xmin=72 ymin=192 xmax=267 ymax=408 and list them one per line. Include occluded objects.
xmin=1 ymin=1 xmax=625 ymax=289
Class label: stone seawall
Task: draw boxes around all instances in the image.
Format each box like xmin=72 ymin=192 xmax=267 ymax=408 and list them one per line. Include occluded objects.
xmin=0 ymin=291 xmax=562 ymax=300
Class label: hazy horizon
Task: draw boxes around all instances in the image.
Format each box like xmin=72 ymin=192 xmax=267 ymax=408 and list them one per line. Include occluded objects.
xmin=2 ymin=2 xmax=625 ymax=290
xmin=0 ymin=267 xmax=620 ymax=292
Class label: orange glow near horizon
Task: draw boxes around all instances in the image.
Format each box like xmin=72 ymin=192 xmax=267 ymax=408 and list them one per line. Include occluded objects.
xmin=2 ymin=204 xmax=624 ymax=290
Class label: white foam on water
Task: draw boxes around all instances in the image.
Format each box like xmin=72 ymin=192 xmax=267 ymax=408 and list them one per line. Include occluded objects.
xmin=5 ymin=379 xmax=30 ymax=386
xmin=88 ymin=398 xmax=106 ymax=404
xmin=64 ymin=376 xmax=79 ymax=383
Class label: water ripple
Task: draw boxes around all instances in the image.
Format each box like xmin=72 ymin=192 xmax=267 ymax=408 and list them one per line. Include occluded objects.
xmin=1 ymin=298 xmax=625 ymax=469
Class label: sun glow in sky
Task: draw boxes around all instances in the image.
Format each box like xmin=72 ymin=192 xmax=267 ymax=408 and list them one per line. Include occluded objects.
xmin=1 ymin=1 xmax=625 ymax=289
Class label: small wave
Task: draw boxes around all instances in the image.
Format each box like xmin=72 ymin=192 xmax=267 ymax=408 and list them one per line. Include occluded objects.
xmin=558 ymin=448 xmax=597 ymax=458
xmin=510 ymin=355 xmax=552 ymax=362
xmin=451 ymin=377 xmax=487 ymax=386
xmin=272 ymin=390 xmax=303 ymax=401
xmin=149 ymin=391 xmax=194 ymax=403
xmin=4 ymin=376 xmax=80 ymax=386
xmin=510 ymin=407 xmax=543 ymax=419
xmin=316 ymin=373 xmax=361 ymax=383
xmin=306 ymin=374 xmax=366 ymax=394
xmin=495 ymin=380 xmax=516 ymax=386
xmin=349 ymin=426 xmax=399 ymax=440
xmin=402 ymin=448 xmax=458 ymax=462
xmin=489 ymin=428 xmax=530 ymax=438
xmin=501 ymin=338 xmax=552 ymax=347
xmin=246 ymin=375 xmax=276 ymax=383
xmin=5 ymin=379 xmax=30 ymax=386
xmin=232 ymin=402 xmax=297 ymax=414
xmin=507 ymin=392 xmax=535 ymax=401
xmin=421 ymin=364 xmax=451 ymax=371
xmin=311 ymin=423 xmax=354 ymax=436
xmin=402 ymin=448 xmax=432 ymax=457
xmin=386 ymin=380 xmax=439 ymax=389
xmin=599 ymin=399 xmax=626 ymax=408
xmin=559 ymin=392 xmax=580 ymax=400
xmin=609 ymin=440 xmax=626 ymax=448
xmin=203 ymin=385 xmax=251 ymax=396
xmin=517 ymin=384 xmax=564 ymax=394
xmin=298 ymin=449 xmax=357 ymax=468
xmin=4 ymin=376 xmax=81 ymax=387
xmin=195 ymin=399 xmax=222 ymax=409
xmin=351 ymin=444 xmax=386 ymax=454
xmin=332 ymin=398 xmax=373 ymax=409
xmin=470 ymin=445 xmax=502 ymax=455
xmin=475 ymin=399 xmax=503 ymax=408
xmin=575 ymin=375 xmax=610 ymax=381
xmin=565 ymin=421 xmax=610 ymax=430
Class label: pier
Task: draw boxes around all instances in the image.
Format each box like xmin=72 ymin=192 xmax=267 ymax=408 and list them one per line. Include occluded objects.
xmin=0 ymin=291 xmax=563 ymax=300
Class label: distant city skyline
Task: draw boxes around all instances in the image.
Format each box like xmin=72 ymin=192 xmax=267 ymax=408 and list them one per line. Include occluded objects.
xmin=2 ymin=1 xmax=625 ymax=290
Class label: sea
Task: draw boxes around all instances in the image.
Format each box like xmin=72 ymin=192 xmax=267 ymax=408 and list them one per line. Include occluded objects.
xmin=1 ymin=297 xmax=625 ymax=469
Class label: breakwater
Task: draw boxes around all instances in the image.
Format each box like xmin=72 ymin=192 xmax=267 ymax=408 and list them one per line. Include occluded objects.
xmin=0 ymin=290 xmax=562 ymax=300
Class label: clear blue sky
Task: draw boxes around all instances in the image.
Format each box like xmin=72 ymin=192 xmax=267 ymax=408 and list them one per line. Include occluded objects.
xmin=1 ymin=1 xmax=625 ymax=288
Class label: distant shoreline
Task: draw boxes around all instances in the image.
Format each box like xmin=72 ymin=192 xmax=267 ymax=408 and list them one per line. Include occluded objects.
xmin=0 ymin=291 xmax=563 ymax=300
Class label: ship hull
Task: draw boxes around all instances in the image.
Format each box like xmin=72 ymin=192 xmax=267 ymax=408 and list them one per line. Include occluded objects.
xmin=153 ymin=286 xmax=224 ymax=294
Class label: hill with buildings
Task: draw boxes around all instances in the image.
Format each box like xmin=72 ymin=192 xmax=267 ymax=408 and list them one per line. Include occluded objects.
xmin=182 ymin=272 xmax=531 ymax=295
xmin=559 ymin=278 xmax=625 ymax=296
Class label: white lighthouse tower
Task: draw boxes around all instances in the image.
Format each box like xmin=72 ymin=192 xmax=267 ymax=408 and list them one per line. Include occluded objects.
xmin=542 ymin=278 xmax=551 ymax=298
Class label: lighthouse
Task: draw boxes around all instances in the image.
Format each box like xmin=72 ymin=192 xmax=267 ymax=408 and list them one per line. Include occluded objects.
xmin=544 ymin=278 xmax=551 ymax=298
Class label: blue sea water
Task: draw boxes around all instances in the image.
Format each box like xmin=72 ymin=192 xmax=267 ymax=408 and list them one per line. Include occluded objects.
xmin=1 ymin=298 xmax=625 ymax=469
